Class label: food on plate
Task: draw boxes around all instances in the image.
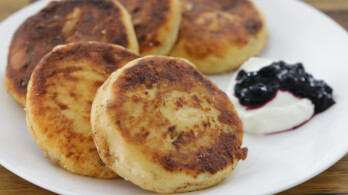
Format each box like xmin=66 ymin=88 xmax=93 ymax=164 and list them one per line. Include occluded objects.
xmin=170 ymin=0 xmax=267 ymax=74
xmin=6 ymin=0 xmax=138 ymax=107
xmin=91 ymin=56 xmax=247 ymax=193
xmin=26 ymin=42 xmax=139 ymax=178
xmin=118 ymin=0 xmax=181 ymax=56
xmin=226 ymin=57 xmax=335 ymax=135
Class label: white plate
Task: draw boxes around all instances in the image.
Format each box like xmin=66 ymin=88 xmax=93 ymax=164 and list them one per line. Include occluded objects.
xmin=0 ymin=0 xmax=347 ymax=194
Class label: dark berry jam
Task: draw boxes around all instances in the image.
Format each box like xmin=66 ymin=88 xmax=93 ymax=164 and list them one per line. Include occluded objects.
xmin=234 ymin=61 xmax=335 ymax=114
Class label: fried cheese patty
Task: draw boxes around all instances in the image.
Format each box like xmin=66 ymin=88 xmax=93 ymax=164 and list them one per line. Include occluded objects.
xmin=26 ymin=42 xmax=139 ymax=178
xmin=118 ymin=0 xmax=181 ymax=56
xmin=170 ymin=0 xmax=268 ymax=75
xmin=6 ymin=0 xmax=138 ymax=107
xmin=91 ymin=56 xmax=247 ymax=192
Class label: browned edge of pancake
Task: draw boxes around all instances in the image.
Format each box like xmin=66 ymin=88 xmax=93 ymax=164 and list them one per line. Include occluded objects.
xmin=118 ymin=0 xmax=181 ymax=55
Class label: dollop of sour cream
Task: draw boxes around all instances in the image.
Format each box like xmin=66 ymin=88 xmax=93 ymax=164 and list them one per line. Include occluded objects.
xmin=226 ymin=58 xmax=315 ymax=135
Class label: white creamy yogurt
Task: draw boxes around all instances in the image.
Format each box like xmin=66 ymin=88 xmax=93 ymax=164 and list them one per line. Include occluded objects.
xmin=226 ymin=58 xmax=315 ymax=135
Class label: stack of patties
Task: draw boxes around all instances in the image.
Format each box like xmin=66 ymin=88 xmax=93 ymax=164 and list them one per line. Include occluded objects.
xmin=26 ymin=42 xmax=247 ymax=192
xmin=6 ymin=0 xmax=253 ymax=193
xmin=6 ymin=0 xmax=267 ymax=107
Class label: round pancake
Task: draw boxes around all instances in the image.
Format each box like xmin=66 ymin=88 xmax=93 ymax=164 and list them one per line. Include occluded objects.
xmin=26 ymin=42 xmax=139 ymax=178
xmin=91 ymin=56 xmax=248 ymax=192
xmin=6 ymin=0 xmax=139 ymax=107
xmin=169 ymin=0 xmax=268 ymax=75
xmin=118 ymin=0 xmax=181 ymax=55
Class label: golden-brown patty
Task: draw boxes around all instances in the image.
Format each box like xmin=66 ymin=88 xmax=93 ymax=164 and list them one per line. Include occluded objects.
xmin=170 ymin=0 xmax=267 ymax=74
xmin=6 ymin=0 xmax=138 ymax=107
xmin=118 ymin=0 xmax=181 ymax=55
xmin=91 ymin=56 xmax=247 ymax=192
xmin=26 ymin=42 xmax=139 ymax=178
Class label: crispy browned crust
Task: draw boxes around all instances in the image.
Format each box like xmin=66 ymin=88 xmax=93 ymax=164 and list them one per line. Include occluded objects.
xmin=176 ymin=0 xmax=264 ymax=59
xmin=118 ymin=0 xmax=180 ymax=55
xmin=31 ymin=43 xmax=139 ymax=95
xmin=27 ymin=42 xmax=139 ymax=178
xmin=6 ymin=0 xmax=136 ymax=107
xmin=106 ymin=56 xmax=247 ymax=177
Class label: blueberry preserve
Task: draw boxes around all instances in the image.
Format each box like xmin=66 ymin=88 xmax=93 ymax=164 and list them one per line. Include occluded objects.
xmin=234 ymin=61 xmax=335 ymax=114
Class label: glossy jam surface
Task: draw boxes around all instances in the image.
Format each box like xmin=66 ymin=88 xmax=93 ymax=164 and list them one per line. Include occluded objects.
xmin=234 ymin=61 xmax=335 ymax=114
